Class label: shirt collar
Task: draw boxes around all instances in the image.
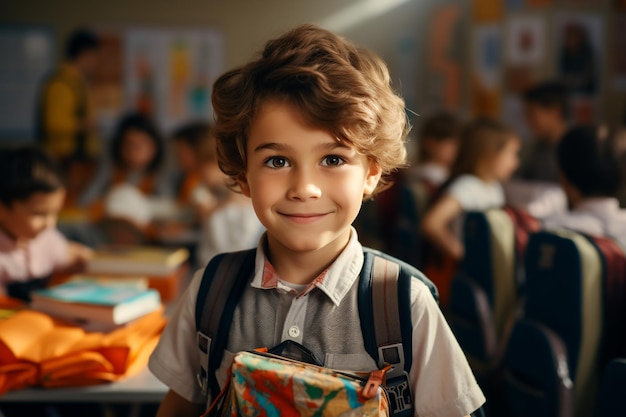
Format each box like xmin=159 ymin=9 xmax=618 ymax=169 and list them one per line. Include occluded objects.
xmin=575 ymin=197 xmax=621 ymax=215
xmin=0 ymin=227 xmax=17 ymax=250
xmin=250 ymin=227 xmax=364 ymax=306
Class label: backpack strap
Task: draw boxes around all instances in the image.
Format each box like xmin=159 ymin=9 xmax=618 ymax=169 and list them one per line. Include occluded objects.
xmin=359 ymin=248 xmax=438 ymax=417
xmin=195 ymin=249 xmax=256 ymax=400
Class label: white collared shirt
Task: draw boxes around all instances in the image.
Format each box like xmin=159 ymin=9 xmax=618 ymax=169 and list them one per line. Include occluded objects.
xmin=149 ymin=227 xmax=485 ymax=416
xmin=543 ymin=197 xmax=626 ymax=250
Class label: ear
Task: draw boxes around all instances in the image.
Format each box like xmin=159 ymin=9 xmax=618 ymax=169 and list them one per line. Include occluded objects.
xmin=237 ymin=174 xmax=251 ymax=197
xmin=363 ymin=161 xmax=383 ymax=197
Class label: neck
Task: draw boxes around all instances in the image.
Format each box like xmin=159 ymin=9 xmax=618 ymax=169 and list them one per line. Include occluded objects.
xmin=474 ymin=166 xmax=495 ymax=183
xmin=265 ymin=229 xmax=351 ymax=285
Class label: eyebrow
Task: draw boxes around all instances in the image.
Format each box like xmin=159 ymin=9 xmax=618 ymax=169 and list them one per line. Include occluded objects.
xmin=253 ymin=141 xmax=351 ymax=153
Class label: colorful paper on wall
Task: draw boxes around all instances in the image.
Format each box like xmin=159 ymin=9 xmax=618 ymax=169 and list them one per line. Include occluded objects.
xmin=472 ymin=24 xmax=502 ymax=117
xmin=472 ymin=0 xmax=504 ymax=22
xmin=125 ymin=28 xmax=223 ymax=132
xmin=425 ymin=3 xmax=464 ymax=111
xmin=503 ymin=15 xmax=545 ymax=93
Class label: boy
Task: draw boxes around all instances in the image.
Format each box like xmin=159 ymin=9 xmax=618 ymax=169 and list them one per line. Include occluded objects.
xmin=543 ymin=125 xmax=626 ymax=249
xmin=517 ymin=81 xmax=569 ymax=183
xmin=149 ymin=25 xmax=485 ymax=417
xmin=0 ymin=146 xmax=92 ymax=300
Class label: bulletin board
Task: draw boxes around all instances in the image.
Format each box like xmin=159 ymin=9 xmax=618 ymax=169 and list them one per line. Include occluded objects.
xmin=0 ymin=25 xmax=55 ymax=141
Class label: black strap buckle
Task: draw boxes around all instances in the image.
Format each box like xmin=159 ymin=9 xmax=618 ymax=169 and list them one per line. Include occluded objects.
xmin=386 ymin=371 xmax=414 ymax=417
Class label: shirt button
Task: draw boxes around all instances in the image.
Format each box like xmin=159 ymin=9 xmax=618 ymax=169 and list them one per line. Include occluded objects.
xmin=288 ymin=325 xmax=300 ymax=338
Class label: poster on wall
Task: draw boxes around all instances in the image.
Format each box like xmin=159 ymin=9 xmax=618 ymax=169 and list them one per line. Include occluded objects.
xmin=125 ymin=28 xmax=223 ymax=133
xmin=505 ymin=15 xmax=546 ymax=66
xmin=553 ymin=12 xmax=602 ymax=97
xmin=612 ymin=14 xmax=626 ymax=91
xmin=0 ymin=26 xmax=55 ymax=141
xmin=553 ymin=12 xmax=603 ymax=123
xmin=471 ymin=24 xmax=502 ymax=117
xmin=424 ymin=2 xmax=464 ymax=113
xmin=503 ymin=15 xmax=546 ymax=94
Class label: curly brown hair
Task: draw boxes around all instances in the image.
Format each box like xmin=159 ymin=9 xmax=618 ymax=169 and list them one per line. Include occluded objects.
xmin=211 ymin=24 xmax=409 ymax=197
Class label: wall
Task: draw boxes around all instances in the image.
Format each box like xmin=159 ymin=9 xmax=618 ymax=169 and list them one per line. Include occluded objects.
xmin=0 ymin=0 xmax=436 ymax=139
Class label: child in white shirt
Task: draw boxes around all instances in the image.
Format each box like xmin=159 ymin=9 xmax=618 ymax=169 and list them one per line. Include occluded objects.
xmin=421 ymin=118 xmax=520 ymax=304
xmin=543 ymin=125 xmax=626 ymax=249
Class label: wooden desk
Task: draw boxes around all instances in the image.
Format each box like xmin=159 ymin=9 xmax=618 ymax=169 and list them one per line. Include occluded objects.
xmin=0 ymin=367 xmax=167 ymax=403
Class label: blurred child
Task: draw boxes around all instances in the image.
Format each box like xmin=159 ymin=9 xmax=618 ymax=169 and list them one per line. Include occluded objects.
xmin=80 ymin=112 xmax=172 ymax=226
xmin=421 ymin=118 xmax=520 ymax=304
xmin=194 ymin=131 xmax=263 ymax=267
xmin=518 ymin=81 xmax=569 ymax=183
xmin=544 ymin=125 xmax=626 ymax=249
xmin=413 ymin=111 xmax=462 ymax=190
xmin=0 ymin=147 xmax=92 ymax=301
xmin=170 ymin=121 xmax=217 ymax=223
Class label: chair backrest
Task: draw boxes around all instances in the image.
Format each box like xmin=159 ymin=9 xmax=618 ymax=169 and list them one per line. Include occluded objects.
xmin=596 ymin=358 xmax=626 ymax=417
xmin=461 ymin=209 xmax=517 ymax=340
xmin=586 ymin=236 xmax=626 ymax=364
xmin=514 ymin=229 xmax=603 ymax=417
xmin=391 ymin=181 xmax=432 ymax=266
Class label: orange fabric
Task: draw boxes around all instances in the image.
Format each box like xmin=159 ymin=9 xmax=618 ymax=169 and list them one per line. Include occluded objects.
xmin=0 ymin=307 xmax=166 ymax=394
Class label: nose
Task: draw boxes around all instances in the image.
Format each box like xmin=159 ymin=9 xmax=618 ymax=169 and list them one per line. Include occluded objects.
xmin=287 ymin=167 xmax=322 ymax=201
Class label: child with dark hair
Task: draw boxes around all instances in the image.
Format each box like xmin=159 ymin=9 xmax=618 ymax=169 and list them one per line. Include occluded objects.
xmin=149 ymin=24 xmax=484 ymax=417
xmin=0 ymin=146 xmax=92 ymax=301
xmin=79 ymin=112 xmax=172 ymax=225
xmin=543 ymin=125 xmax=626 ymax=248
xmin=414 ymin=111 xmax=462 ymax=189
xmin=170 ymin=121 xmax=216 ymax=218
xmin=518 ymin=81 xmax=570 ymax=183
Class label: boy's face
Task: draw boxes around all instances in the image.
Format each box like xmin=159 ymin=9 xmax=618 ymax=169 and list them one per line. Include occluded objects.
xmin=121 ymin=129 xmax=157 ymax=171
xmin=0 ymin=190 xmax=65 ymax=243
xmin=524 ymin=103 xmax=561 ymax=140
xmin=239 ymin=101 xmax=381 ymax=259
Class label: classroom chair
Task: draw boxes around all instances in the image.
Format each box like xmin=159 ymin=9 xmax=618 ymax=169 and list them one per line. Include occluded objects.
xmin=391 ymin=181 xmax=432 ymax=267
xmin=447 ymin=208 xmax=539 ymax=370
xmin=446 ymin=208 xmax=540 ymax=416
xmin=503 ymin=229 xmax=604 ymax=417
xmin=596 ymin=358 xmax=626 ymax=417
xmin=585 ymin=236 xmax=626 ymax=364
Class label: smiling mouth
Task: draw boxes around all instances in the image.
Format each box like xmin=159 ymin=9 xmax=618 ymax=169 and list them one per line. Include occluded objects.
xmin=279 ymin=212 xmax=330 ymax=224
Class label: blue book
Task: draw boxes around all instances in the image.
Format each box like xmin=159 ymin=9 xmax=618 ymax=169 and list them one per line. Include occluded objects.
xmin=30 ymin=281 xmax=161 ymax=325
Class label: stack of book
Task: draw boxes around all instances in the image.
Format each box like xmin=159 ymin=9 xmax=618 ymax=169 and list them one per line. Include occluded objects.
xmin=85 ymin=246 xmax=190 ymax=302
xmin=30 ymin=279 xmax=162 ymax=332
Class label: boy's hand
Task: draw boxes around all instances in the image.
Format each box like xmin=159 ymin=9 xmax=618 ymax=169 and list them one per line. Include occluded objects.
xmin=67 ymin=241 xmax=93 ymax=270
